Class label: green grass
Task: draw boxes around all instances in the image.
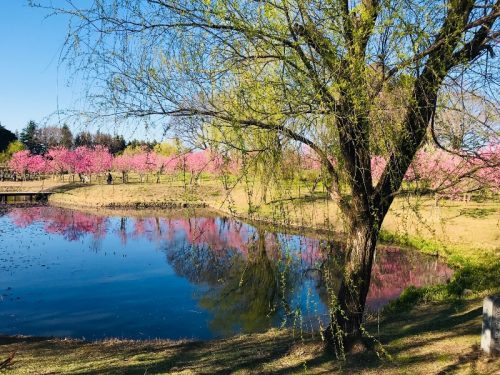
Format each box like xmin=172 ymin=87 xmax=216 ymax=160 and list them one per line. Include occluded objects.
xmin=458 ymin=207 xmax=497 ymax=218
xmin=1 ymin=298 xmax=498 ymax=374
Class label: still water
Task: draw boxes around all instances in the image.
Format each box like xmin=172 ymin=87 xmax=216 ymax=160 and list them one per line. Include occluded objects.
xmin=0 ymin=205 xmax=452 ymax=340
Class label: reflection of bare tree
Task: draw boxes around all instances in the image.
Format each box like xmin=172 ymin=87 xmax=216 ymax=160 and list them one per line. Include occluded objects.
xmin=200 ymin=232 xmax=280 ymax=335
xmin=165 ymin=242 xmax=238 ymax=285
xmin=163 ymin=229 xmax=303 ymax=336
xmin=197 ymin=230 xmax=290 ymax=336
xmin=117 ymin=217 xmax=127 ymax=245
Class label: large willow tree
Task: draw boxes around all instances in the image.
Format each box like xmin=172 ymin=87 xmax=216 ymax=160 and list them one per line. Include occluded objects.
xmin=49 ymin=0 xmax=499 ymax=350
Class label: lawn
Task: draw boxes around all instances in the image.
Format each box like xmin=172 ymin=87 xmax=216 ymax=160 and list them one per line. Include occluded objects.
xmin=1 ymin=297 xmax=498 ymax=374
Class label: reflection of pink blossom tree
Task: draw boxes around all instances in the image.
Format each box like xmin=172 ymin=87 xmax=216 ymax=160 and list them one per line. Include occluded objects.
xmin=9 ymin=206 xmax=44 ymax=226
xmin=7 ymin=206 xmax=454 ymax=311
xmin=8 ymin=206 xmax=108 ymax=241
xmin=366 ymin=247 xmax=453 ymax=310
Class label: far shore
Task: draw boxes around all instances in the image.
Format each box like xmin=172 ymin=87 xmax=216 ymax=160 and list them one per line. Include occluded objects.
xmin=1 ymin=178 xmax=498 ymax=255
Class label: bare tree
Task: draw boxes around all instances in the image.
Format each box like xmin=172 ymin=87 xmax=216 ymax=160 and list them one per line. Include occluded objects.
xmin=44 ymin=0 xmax=499 ymax=351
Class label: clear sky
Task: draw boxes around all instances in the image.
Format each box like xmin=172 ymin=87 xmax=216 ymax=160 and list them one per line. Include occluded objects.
xmin=0 ymin=1 xmax=162 ymax=141
xmin=0 ymin=2 xmax=72 ymax=133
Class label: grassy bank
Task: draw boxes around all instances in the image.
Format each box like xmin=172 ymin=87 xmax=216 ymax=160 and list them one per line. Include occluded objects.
xmin=1 ymin=297 xmax=498 ymax=374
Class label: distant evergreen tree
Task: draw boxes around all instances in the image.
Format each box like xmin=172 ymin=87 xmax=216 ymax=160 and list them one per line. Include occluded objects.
xmin=74 ymin=131 xmax=94 ymax=147
xmin=20 ymin=120 xmax=45 ymax=154
xmin=0 ymin=123 xmax=17 ymax=153
xmin=110 ymin=135 xmax=126 ymax=154
xmin=93 ymin=131 xmax=113 ymax=150
xmin=127 ymin=139 xmax=156 ymax=150
xmin=60 ymin=124 xmax=74 ymax=148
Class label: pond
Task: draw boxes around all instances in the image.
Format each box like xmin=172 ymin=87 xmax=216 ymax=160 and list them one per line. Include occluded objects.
xmin=0 ymin=205 xmax=453 ymax=340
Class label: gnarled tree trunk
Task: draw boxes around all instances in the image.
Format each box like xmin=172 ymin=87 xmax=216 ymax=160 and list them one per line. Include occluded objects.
xmin=323 ymin=200 xmax=383 ymax=353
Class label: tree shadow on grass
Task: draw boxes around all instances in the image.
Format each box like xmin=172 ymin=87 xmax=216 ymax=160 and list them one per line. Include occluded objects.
xmin=375 ymin=300 xmax=481 ymax=343
xmin=46 ymin=182 xmax=86 ymax=194
xmin=1 ymin=332 xmax=332 ymax=375
xmin=266 ymin=191 xmax=329 ymax=206
xmin=0 ymin=297 xmax=496 ymax=374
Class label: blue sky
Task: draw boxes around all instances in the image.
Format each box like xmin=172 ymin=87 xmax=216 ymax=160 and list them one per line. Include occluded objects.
xmin=0 ymin=1 xmax=73 ymax=134
xmin=0 ymin=1 xmax=162 ymax=141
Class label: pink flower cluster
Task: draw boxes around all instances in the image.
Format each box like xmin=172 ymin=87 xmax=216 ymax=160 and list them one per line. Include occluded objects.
xmin=9 ymin=146 xmax=113 ymax=176
xmin=113 ymin=150 xmax=238 ymax=176
xmin=404 ymin=145 xmax=500 ymax=195
xmin=8 ymin=147 xmax=241 ymax=179
xmin=297 ymin=143 xmax=499 ymax=195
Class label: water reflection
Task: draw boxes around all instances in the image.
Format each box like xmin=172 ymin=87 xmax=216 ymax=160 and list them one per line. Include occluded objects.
xmin=0 ymin=206 xmax=453 ymax=339
xmin=8 ymin=206 xmax=107 ymax=242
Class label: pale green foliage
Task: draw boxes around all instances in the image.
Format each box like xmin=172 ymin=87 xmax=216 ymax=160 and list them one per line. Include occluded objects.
xmin=153 ymin=141 xmax=178 ymax=156
xmin=122 ymin=144 xmax=145 ymax=155
xmin=0 ymin=140 xmax=25 ymax=163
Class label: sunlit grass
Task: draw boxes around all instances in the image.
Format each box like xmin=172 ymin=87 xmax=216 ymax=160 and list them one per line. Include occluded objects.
xmin=1 ymin=298 xmax=498 ymax=374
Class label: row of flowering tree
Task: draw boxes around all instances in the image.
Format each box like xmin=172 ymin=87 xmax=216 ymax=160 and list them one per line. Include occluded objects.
xmin=8 ymin=146 xmax=240 ymax=184
xmin=9 ymin=146 xmax=113 ymax=182
xmin=299 ymin=143 xmax=499 ymax=198
xmin=8 ymin=143 xmax=499 ymax=197
xmin=373 ymin=144 xmax=499 ymax=198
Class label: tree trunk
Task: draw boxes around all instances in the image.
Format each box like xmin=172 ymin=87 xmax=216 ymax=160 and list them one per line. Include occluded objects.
xmin=324 ymin=204 xmax=381 ymax=354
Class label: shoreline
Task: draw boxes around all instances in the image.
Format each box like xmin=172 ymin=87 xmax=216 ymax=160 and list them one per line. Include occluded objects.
xmin=3 ymin=183 xmax=498 ymax=271
xmin=1 ymin=179 xmax=498 ymax=252
xmin=5 ymin=194 xmax=450 ymax=261
xmin=48 ymin=197 xmax=344 ymax=241
xmin=45 ymin=195 xmax=491 ymax=265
